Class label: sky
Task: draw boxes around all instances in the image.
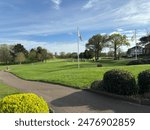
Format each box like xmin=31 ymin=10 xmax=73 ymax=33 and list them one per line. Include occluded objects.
xmin=0 ymin=0 xmax=150 ymax=53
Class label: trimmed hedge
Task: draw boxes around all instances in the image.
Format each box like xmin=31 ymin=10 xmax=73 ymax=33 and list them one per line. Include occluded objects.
xmin=0 ymin=93 xmax=51 ymax=113
xmin=90 ymin=80 xmax=104 ymax=90
xmin=127 ymin=59 xmax=150 ymax=65
xmin=138 ymin=69 xmax=150 ymax=94
xmin=103 ymin=69 xmax=138 ymax=95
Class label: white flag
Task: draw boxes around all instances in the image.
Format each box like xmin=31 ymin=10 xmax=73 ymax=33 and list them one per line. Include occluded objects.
xmin=77 ymin=28 xmax=82 ymax=41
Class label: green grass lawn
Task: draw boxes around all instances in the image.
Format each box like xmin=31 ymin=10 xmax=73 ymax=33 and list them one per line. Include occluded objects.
xmin=5 ymin=59 xmax=149 ymax=89
xmin=0 ymin=82 xmax=20 ymax=99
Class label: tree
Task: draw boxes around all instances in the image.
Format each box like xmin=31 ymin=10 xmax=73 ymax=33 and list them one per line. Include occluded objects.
xmin=65 ymin=53 xmax=72 ymax=58
xmin=28 ymin=49 xmax=37 ymax=62
xmin=47 ymin=52 xmax=53 ymax=59
xmin=79 ymin=52 xmax=84 ymax=60
xmin=0 ymin=44 xmax=12 ymax=64
xmin=59 ymin=52 xmax=66 ymax=59
xmin=109 ymin=33 xmax=129 ymax=60
xmin=139 ymin=35 xmax=150 ymax=45
xmin=36 ymin=46 xmax=49 ymax=62
xmin=11 ymin=44 xmax=28 ymax=62
xmin=86 ymin=34 xmax=109 ymax=61
xmin=71 ymin=52 xmax=78 ymax=59
xmin=41 ymin=48 xmax=48 ymax=62
xmin=85 ymin=50 xmax=94 ymax=59
xmin=15 ymin=52 xmax=26 ymax=64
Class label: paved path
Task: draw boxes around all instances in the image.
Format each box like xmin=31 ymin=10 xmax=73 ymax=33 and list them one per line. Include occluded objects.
xmin=0 ymin=71 xmax=150 ymax=113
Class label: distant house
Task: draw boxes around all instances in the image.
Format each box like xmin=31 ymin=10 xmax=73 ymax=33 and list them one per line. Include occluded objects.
xmin=127 ymin=46 xmax=144 ymax=57
xmin=145 ymin=43 xmax=150 ymax=55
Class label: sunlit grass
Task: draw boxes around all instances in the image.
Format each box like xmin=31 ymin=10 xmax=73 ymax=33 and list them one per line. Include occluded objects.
xmin=6 ymin=59 xmax=150 ymax=89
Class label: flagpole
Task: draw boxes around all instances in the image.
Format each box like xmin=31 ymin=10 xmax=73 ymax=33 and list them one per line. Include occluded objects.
xmin=77 ymin=27 xmax=80 ymax=69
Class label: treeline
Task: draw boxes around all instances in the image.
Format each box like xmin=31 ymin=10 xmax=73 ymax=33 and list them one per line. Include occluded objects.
xmin=0 ymin=44 xmax=53 ymax=64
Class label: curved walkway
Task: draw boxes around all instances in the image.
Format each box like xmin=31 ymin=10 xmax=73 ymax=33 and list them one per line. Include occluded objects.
xmin=0 ymin=71 xmax=150 ymax=113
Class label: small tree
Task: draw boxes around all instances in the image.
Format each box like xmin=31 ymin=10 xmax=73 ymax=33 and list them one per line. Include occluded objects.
xmin=15 ymin=52 xmax=26 ymax=64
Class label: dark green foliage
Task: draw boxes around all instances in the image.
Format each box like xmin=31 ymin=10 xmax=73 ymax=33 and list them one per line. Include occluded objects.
xmin=86 ymin=34 xmax=109 ymax=61
xmin=103 ymin=69 xmax=138 ymax=95
xmin=90 ymin=80 xmax=103 ymax=90
xmin=127 ymin=59 xmax=150 ymax=65
xmin=97 ymin=63 xmax=103 ymax=67
xmin=139 ymin=35 xmax=150 ymax=45
xmin=138 ymin=69 xmax=150 ymax=94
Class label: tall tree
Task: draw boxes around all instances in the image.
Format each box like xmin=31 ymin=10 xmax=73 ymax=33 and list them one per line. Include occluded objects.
xmin=109 ymin=33 xmax=129 ymax=60
xmin=11 ymin=43 xmax=28 ymax=62
xmin=86 ymin=34 xmax=108 ymax=61
xmin=0 ymin=44 xmax=12 ymax=64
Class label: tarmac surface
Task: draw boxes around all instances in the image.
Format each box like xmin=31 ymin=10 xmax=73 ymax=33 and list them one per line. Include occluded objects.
xmin=0 ymin=71 xmax=150 ymax=113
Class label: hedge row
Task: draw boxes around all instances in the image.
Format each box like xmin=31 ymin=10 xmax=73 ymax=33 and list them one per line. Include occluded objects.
xmin=91 ymin=69 xmax=150 ymax=96
xmin=127 ymin=59 xmax=150 ymax=65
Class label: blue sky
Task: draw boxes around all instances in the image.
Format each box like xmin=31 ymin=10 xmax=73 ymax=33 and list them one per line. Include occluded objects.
xmin=0 ymin=0 xmax=150 ymax=53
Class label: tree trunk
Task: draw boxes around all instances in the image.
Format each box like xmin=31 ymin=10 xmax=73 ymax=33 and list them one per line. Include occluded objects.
xmin=95 ymin=50 xmax=99 ymax=61
xmin=114 ymin=43 xmax=117 ymax=60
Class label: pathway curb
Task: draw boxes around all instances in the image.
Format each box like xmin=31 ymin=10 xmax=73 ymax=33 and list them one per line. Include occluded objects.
xmin=84 ymin=88 xmax=150 ymax=106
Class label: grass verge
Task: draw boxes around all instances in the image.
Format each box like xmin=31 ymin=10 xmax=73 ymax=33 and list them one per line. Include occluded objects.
xmin=0 ymin=82 xmax=20 ymax=99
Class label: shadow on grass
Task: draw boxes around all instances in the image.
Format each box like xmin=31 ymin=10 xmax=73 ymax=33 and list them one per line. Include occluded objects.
xmin=50 ymin=90 xmax=150 ymax=113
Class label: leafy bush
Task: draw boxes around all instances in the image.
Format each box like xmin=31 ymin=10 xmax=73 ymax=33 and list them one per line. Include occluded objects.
xmin=90 ymin=80 xmax=104 ymax=90
xmin=103 ymin=69 xmax=138 ymax=95
xmin=138 ymin=69 xmax=150 ymax=94
xmin=97 ymin=64 xmax=103 ymax=67
xmin=127 ymin=59 xmax=150 ymax=65
xmin=0 ymin=93 xmax=51 ymax=113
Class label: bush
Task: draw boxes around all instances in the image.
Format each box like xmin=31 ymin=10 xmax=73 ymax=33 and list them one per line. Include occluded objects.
xmin=90 ymin=80 xmax=104 ymax=90
xmin=97 ymin=64 xmax=103 ymax=67
xmin=0 ymin=93 xmax=51 ymax=113
xmin=103 ymin=69 xmax=138 ymax=95
xmin=127 ymin=59 xmax=150 ymax=65
xmin=138 ymin=69 xmax=150 ymax=94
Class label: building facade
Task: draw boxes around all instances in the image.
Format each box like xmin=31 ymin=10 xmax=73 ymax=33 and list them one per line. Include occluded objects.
xmin=127 ymin=46 xmax=144 ymax=57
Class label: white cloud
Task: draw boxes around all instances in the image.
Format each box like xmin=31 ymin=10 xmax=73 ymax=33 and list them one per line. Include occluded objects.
xmin=114 ymin=0 xmax=150 ymax=26
xmin=116 ymin=28 xmax=124 ymax=32
xmin=82 ymin=0 xmax=99 ymax=9
xmin=0 ymin=38 xmax=86 ymax=53
xmin=51 ymin=0 xmax=62 ymax=9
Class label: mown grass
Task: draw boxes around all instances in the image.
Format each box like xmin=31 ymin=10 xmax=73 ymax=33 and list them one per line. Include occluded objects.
xmin=7 ymin=59 xmax=150 ymax=89
xmin=0 ymin=82 xmax=20 ymax=99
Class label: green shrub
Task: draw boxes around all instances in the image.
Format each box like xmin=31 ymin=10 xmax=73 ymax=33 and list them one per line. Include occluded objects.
xmin=90 ymin=80 xmax=104 ymax=90
xmin=103 ymin=69 xmax=138 ymax=95
xmin=0 ymin=93 xmax=51 ymax=113
xmin=97 ymin=64 xmax=103 ymax=67
xmin=138 ymin=69 xmax=150 ymax=94
xmin=126 ymin=59 xmax=150 ymax=65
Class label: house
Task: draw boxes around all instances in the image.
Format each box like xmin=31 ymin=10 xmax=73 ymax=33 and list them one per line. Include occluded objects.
xmin=145 ymin=43 xmax=150 ymax=55
xmin=127 ymin=46 xmax=144 ymax=57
